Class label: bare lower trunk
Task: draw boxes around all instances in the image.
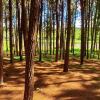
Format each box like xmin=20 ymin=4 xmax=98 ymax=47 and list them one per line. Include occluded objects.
xmin=64 ymin=0 xmax=71 ymax=72
xmin=23 ymin=0 xmax=40 ymax=100
xmin=0 ymin=0 xmax=3 ymax=84
xmin=9 ymin=0 xmax=14 ymax=63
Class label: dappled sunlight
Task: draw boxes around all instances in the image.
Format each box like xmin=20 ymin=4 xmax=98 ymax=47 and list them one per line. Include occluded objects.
xmin=34 ymin=60 xmax=100 ymax=100
xmin=0 ymin=59 xmax=100 ymax=100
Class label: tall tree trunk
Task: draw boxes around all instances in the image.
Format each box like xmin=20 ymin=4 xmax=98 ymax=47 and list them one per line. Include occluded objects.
xmin=9 ymin=0 xmax=14 ymax=63
xmin=60 ymin=0 xmax=64 ymax=59
xmin=0 ymin=0 xmax=3 ymax=84
xmin=50 ymin=8 xmax=52 ymax=55
xmin=52 ymin=12 xmax=55 ymax=55
xmin=17 ymin=1 xmax=23 ymax=61
xmin=23 ymin=0 xmax=40 ymax=100
xmin=86 ymin=0 xmax=90 ymax=59
xmin=80 ymin=0 xmax=85 ymax=65
xmin=63 ymin=0 xmax=71 ymax=72
xmin=5 ymin=11 xmax=9 ymax=55
xmin=15 ymin=0 xmax=19 ymax=56
xmin=21 ymin=0 xmax=28 ymax=56
xmin=39 ymin=0 xmax=43 ymax=61
xmin=55 ymin=0 xmax=60 ymax=62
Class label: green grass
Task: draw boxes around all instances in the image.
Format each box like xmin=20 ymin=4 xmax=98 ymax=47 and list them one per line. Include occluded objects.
xmin=3 ymin=28 xmax=100 ymax=61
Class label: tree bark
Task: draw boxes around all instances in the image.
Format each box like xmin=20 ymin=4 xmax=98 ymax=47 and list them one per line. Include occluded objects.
xmin=80 ymin=0 xmax=85 ymax=65
xmin=23 ymin=0 xmax=40 ymax=100
xmin=0 ymin=0 xmax=3 ymax=84
xmin=55 ymin=0 xmax=60 ymax=62
xmin=9 ymin=0 xmax=14 ymax=63
xmin=39 ymin=0 xmax=43 ymax=61
xmin=64 ymin=0 xmax=71 ymax=72
xmin=21 ymin=0 xmax=28 ymax=56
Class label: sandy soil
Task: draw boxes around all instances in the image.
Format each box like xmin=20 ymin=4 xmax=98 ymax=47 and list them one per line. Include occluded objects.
xmin=0 ymin=59 xmax=100 ymax=100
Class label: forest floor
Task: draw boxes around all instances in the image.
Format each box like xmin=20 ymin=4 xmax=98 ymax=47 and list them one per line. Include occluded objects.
xmin=0 ymin=58 xmax=100 ymax=100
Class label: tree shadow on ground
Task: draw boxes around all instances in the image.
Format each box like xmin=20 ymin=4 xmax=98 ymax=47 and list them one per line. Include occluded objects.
xmin=0 ymin=61 xmax=25 ymax=100
xmin=34 ymin=60 xmax=100 ymax=99
xmin=0 ymin=89 xmax=23 ymax=100
xmin=0 ymin=59 xmax=100 ymax=100
xmin=4 ymin=61 xmax=25 ymax=85
xmin=54 ymin=88 xmax=100 ymax=100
